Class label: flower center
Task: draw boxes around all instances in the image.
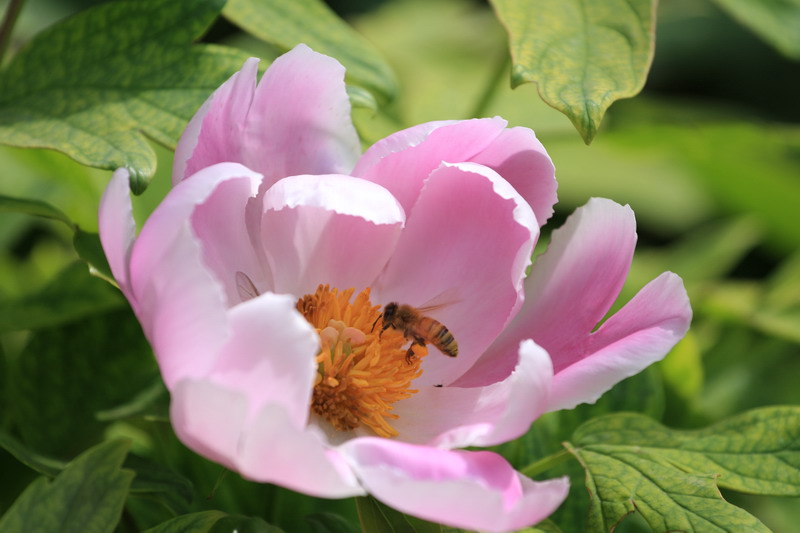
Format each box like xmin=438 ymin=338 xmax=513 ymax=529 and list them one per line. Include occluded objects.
xmin=296 ymin=284 xmax=428 ymax=438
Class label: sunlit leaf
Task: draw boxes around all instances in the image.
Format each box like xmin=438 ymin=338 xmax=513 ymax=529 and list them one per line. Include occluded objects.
xmin=489 ymin=0 xmax=656 ymax=143
xmin=712 ymin=0 xmax=800 ymax=60
xmin=0 ymin=194 xmax=73 ymax=227
xmin=569 ymin=408 xmax=800 ymax=531
xmin=223 ymin=0 xmax=397 ymax=101
xmin=0 ymin=440 xmax=134 ymax=533
xmin=0 ymin=0 xmax=250 ymax=193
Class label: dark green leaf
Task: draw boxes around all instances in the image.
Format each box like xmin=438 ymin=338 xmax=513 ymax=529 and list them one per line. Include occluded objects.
xmin=7 ymin=308 xmax=157 ymax=457
xmin=144 ymin=511 xmax=228 ymax=533
xmin=0 ymin=0 xmax=250 ymax=193
xmin=306 ymin=512 xmax=359 ymax=533
xmin=0 ymin=440 xmax=134 ymax=533
xmin=489 ymin=0 xmax=657 ymax=143
xmin=223 ymin=0 xmax=397 ymax=101
xmin=569 ymin=408 xmax=800 ymax=531
xmin=712 ymin=0 xmax=800 ymax=60
xmin=96 ymin=379 xmax=169 ymax=422
xmin=125 ymin=454 xmax=194 ymax=516
xmin=356 ymin=496 xmax=443 ymax=533
xmin=73 ymin=229 xmax=116 ymax=283
xmin=0 ymin=262 xmax=123 ymax=332
xmin=0 ymin=429 xmax=65 ymax=477
xmin=211 ymin=516 xmax=284 ymax=533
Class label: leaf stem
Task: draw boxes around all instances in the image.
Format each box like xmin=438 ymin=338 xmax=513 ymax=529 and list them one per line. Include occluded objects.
xmin=520 ymin=448 xmax=573 ymax=478
xmin=0 ymin=0 xmax=26 ymax=65
xmin=468 ymin=47 xmax=511 ymax=119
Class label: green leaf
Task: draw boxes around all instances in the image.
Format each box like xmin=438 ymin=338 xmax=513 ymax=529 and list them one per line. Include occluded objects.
xmin=95 ymin=379 xmax=170 ymax=422
xmin=356 ymin=496 xmax=444 ymax=533
xmin=306 ymin=512 xmax=359 ymax=533
xmin=73 ymin=229 xmax=116 ymax=283
xmin=0 ymin=429 xmax=66 ymax=478
xmin=223 ymin=0 xmax=397 ymax=101
xmin=0 ymin=261 xmax=123 ymax=332
xmin=0 ymin=194 xmax=73 ymax=227
xmin=125 ymin=454 xmax=194 ymax=516
xmin=712 ymin=0 xmax=800 ymax=60
xmin=489 ymin=0 xmax=657 ymax=143
xmin=0 ymin=440 xmax=134 ymax=533
xmin=144 ymin=511 xmax=228 ymax=533
xmin=569 ymin=408 xmax=800 ymax=532
xmin=0 ymin=0 xmax=250 ymax=193
xmin=7 ymin=308 xmax=158 ymax=457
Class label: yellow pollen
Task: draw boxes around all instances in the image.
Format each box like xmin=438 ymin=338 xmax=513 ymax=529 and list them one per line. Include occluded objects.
xmin=297 ymin=284 xmax=428 ymax=438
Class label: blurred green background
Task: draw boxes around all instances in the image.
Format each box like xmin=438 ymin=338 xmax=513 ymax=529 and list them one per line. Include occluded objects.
xmin=1 ymin=0 xmax=799 ymax=531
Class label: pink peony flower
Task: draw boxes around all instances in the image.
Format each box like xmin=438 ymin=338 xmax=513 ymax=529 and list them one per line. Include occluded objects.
xmin=99 ymin=45 xmax=691 ymax=532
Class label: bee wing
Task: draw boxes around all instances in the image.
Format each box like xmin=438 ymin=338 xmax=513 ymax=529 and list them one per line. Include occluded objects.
xmin=417 ymin=287 xmax=462 ymax=313
xmin=235 ymin=271 xmax=260 ymax=302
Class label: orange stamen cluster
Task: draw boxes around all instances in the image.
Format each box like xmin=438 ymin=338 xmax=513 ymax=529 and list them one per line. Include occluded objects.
xmin=297 ymin=285 xmax=427 ymax=438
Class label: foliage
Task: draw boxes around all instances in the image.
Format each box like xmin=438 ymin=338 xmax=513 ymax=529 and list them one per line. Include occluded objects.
xmin=1 ymin=0 xmax=800 ymax=532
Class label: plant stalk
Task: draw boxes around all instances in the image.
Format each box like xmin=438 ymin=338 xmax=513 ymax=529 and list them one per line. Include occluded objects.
xmin=468 ymin=47 xmax=511 ymax=119
xmin=520 ymin=448 xmax=573 ymax=478
xmin=0 ymin=0 xmax=25 ymax=64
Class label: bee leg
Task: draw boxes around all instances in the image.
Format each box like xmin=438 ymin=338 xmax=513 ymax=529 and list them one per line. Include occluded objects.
xmin=405 ymin=336 xmax=426 ymax=364
xmin=371 ymin=314 xmax=383 ymax=333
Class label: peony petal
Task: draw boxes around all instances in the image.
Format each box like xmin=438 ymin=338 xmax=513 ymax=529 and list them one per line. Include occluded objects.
xmin=129 ymin=163 xmax=263 ymax=387
xmin=468 ymin=198 xmax=637 ymax=387
xmin=99 ymin=168 xmax=137 ymax=300
xmin=392 ymin=340 xmax=552 ymax=449
xmin=352 ymin=118 xmax=508 ymax=214
xmin=209 ymin=292 xmax=319 ymax=426
xmin=353 ymin=120 xmax=456 ymax=173
xmin=238 ymin=404 xmax=365 ymax=498
xmin=470 ymin=127 xmax=557 ymax=227
xmin=242 ymin=44 xmax=360 ymax=185
xmin=170 ymin=379 xmax=248 ymax=471
xmin=190 ymin=176 xmax=264 ymax=306
xmin=373 ymin=162 xmax=538 ymax=387
xmin=341 ymin=439 xmax=569 ymax=533
xmin=175 ymin=58 xmax=259 ymax=184
xmin=549 ymin=272 xmax=691 ymax=411
xmin=261 ymin=174 xmax=404 ymax=296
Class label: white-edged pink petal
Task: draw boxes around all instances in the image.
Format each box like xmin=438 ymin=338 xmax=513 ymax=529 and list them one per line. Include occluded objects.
xmin=129 ymin=163 xmax=263 ymax=387
xmin=353 ymin=120 xmax=456 ymax=172
xmin=209 ymin=292 xmax=319 ymax=425
xmin=374 ymin=162 xmax=538 ymax=387
xmin=174 ymin=58 xmax=259 ymax=184
xmin=341 ymin=439 xmax=569 ymax=533
xmin=238 ymin=404 xmax=366 ymax=498
xmin=99 ymin=168 xmax=137 ymax=300
xmin=353 ymin=118 xmax=508 ymax=214
xmin=393 ymin=340 xmax=552 ymax=449
xmin=549 ymin=272 xmax=691 ymax=411
xmin=468 ymin=198 xmax=638 ymax=387
xmin=470 ymin=126 xmax=557 ymax=227
xmin=261 ymin=174 xmax=404 ymax=296
xmin=242 ymin=44 xmax=360 ymax=185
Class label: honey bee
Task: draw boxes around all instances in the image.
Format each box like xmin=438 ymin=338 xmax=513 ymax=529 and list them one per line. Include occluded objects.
xmin=380 ymin=302 xmax=458 ymax=363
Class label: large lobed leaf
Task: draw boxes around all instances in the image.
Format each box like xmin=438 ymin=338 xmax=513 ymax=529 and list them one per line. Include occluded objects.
xmin=0 ymin=440 xmax=134 ymax=533
xmin=489 ymin=0 xmax=656 ymax=143
xmin=223 ymin=0 xmax=397 ymax=101
xmin=0 ymin=0 xmax=250 ymax=193
xmin=569 ymin=407 xmax=800 ymax=532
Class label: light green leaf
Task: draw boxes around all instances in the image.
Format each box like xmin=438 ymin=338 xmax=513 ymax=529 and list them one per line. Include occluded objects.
xmin=73 ymin=228 xmax=115 ymax=283
xmin=223 ymin=0 xmax=397 ymax=101
xmin=712 ymin=0 xmax=800 ymax=60
xmin=489 ymin=0 xmax=657 ymax=143
xmin=0 ymin=261 xmax=123 ymax=332
xmin=569 ymin=408 xmax=800 ymax=531
xmin=0 ymin=0 xmax=250 ymax=193
xmin=0 ymin=194 xmax=73 ymax=227
xmin=0 ymin=440 xmax=134 ymax=533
